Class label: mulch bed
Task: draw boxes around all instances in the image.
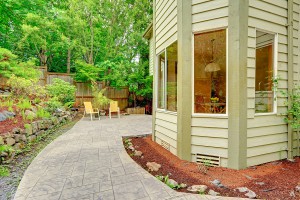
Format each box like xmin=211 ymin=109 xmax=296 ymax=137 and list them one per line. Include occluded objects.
xmin=124 ymin=135 xmax=300 ymax=200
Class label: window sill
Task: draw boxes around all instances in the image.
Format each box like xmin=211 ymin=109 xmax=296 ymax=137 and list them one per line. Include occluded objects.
xmin=156 ymin=109 xmax=177 ymax=116
xmin=192 ymin=113 xmax=228 ymax=118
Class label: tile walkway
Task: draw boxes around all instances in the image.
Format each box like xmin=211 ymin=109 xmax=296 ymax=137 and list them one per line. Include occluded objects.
xmin=14 ymin=115 xmax=248 ymax=200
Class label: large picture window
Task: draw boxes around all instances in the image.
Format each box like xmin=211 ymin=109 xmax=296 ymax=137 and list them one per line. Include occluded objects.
xmin=157 ymin=42 xmax=178 ymax=112
xmin=255 ymin=30 xmax=275 ymax=113
xmin=194 ymin=30 xmax=227 ymax=114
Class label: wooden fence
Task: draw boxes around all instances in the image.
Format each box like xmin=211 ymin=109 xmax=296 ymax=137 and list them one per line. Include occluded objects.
xmin=1 ymin=68 xmax=129 ymax=111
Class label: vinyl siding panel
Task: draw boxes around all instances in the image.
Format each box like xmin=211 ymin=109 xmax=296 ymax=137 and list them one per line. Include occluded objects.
xmin=246 ymin=0 xmax=299 ymax=166
xmin=149 ymin=36 xmax=154 ymax=76
xmin=155 ymin=112 xmax=177 ymax=155
xmin=155 ymin=0 xmax=177 ymax=53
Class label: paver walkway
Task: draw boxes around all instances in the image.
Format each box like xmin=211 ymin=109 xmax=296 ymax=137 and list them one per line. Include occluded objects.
xmin=14 ymin=115 xmax=248 ymax=200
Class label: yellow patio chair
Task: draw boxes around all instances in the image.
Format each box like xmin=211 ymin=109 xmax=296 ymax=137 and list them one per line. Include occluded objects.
xmin=109 ymin=101 xmax=120 ymax=119
xmin=83 ymin=102 xmax=100 ymax=121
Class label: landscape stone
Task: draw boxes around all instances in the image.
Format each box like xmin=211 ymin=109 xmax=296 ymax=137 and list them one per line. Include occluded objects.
xmin=35 ymin=130 xmax=45 ymax=137
xmin=31 ymin=121 xmax=39 ymax=133
xmin=0 ymin=111 xmax=15 ymax=122
xmin=6 ymin=137 xmax=16 ymax=146
xmin=167 ymin=179 xmax=178 ymax=187
xmin=37 ymin=120 xmax=45 ymax=130
xmin=0 ymin=136 xmax=4 ymax=145
xmin=25 ymin=110 xmax=36 ymax=118
xmin=146 ymin=162 xmax=161 ymax=172
xmin=245 ymin=190 xmax=257 ymax=199
xmin=27 ymin=135 xmax=36 ymax=142
xmin=295 ymin=185 xmax=300 ymax=192
xmin=236 ymin=187 xmax=249 ymax=193
xmin=179 ymin=183 xmax=187 ymax=188
xmin=25 ymin=124 xmax=33 ymax=136
xmin=134 ymin=150 xmax=143 ymax=157
xmin=128 ymin=145 xmax=135 ymax=151
xmin=12 ymin=128 xmax=21 ymax=134
xmin=187 ymin=185 xmax=208 ymax=193
xmin=211 ymin=179 xmax=224 ymax=188
xmin=14 ymin=142 xmax=25 ymax=150
xmin=208 ymin=189 xmax=220 ymax=196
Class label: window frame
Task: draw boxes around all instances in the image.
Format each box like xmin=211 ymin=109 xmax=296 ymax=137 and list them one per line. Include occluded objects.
xmin=192 ymin=28 xmax=229 ymax=117
xmin=155 ymin=40 xmax=178 ymax=114
xmin=254 ymin=29 xmax=278 ymax=116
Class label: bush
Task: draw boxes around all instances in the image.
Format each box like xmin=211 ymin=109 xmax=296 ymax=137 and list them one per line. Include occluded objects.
xmin=7 ymin=75 xmax=47 ymax=99
xmin=46 ymin=78 xmax=76 ymax=105
xmin=45 ymin=97 xmax=63 ymax=113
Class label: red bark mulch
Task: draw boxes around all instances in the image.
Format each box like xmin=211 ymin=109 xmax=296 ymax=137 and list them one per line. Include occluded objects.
xmin=124 ymin=135 xmax=300 ymax=200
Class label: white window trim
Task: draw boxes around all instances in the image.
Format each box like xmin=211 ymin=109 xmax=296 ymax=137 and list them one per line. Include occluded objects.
xmin=155 ymin=40 xmax=178 ymax=114
xmin=192 ymin=28 xmax=229 ymax=117
xmin=254 ymin=29 xmax=278 ymax=116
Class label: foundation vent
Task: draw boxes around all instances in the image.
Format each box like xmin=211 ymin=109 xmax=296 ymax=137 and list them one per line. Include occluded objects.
xmin=195 ymin=154 xmax=220 ymax=167
xmin=161 ymin=140 xmax=170 ymax=151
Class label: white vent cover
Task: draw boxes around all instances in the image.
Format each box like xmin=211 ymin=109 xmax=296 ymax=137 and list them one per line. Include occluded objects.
xmin=161 ymin=140 xmax=170 ymax=151
xmin=195 ymin=153 xmax=220 ymax=167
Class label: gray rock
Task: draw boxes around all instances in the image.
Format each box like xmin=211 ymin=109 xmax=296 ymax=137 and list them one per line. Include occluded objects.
xmin=37 ymin=120 xmax=45 ymax=130
xmin=187 ymin=185 xmax=208 ymax=193
xmin=255 ymin=182 xmax=265 ymax=186
xmin=146 ymin=162 xmax=161 ymax=172
xmin=6 ymin=137 xmax=16 ymax=146
xmin=25 ymin=124 xmax=33 ymax=136
xmin=179 ymin=183 xmax=187 ymax=188
xmin=35 ymin=130 xmax=45 ymax=137
xmin=14 ymin=142 xmax=24 ymax=150
xmin=290 ymin=191 xmax=296 ymax=197
xmin=167 ymin=179 xmax=178 ymax=187
xmin=245 ymin=190 xmax=257 ymax=199
xmin=0 ymin=111 xmax=15 ymax=122
xmin=27 ymin=135 xmax=36 ymax=142
xmin=211 ymin=179 xmax=224 ymax=188
xmin=295 ymin=185 xmax=300 ymax=192
xmin=25 ymin=110 xmax=36 ymax=118
xmin=134 ymin=150 xmax=143 ymax=157
xmin=12 ymin=128 xmax=21 ymax=134
xmin=208 ymin=189 xmax=220 ymax=196
xmin=236 ymin=187 xmax=249 ymax=193
xmin=128 ymin=145 xmax=135 ymax=151
xmin=31 ymin=121 xmax=38 ymax=133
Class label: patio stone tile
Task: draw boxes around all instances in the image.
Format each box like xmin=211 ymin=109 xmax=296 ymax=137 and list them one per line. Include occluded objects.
xmin=60 ymin=194 xmax=94 ymax=200
xmin=64 ymin=175 xmax=84 ymax=189
xmin=26 ymin=191 xmax=61 ymax=200
xmin=111 ymin=173 xmax=144 ymax=186
xmin=28 ymin=179 xmax=65 ymax=197
xmin=13 ymin=187 xmax=33 ymax=200
xmin=93 ymin=190 xmax=114 ymax=200
xmin=85 ymin=161 xmax=111 ymax=172
xmin=149 ymin=191 xmax=171 ymax=200
xmin=141 ymin=177 xmax=166 ymax=194
xmin=71 ymin=162 xmax=86 ymax=177
xmin=109 ymin=166 xmax=125 ymax=177
xmin=113 ymin=180 xmax=148 ymax=200
xmin=83 ymin=169 xmax=111 ymax=185
xmin=60 ymin=183 xmax=100 ymax=200
xmin=100 ymin=180 xmax=113 ymax=192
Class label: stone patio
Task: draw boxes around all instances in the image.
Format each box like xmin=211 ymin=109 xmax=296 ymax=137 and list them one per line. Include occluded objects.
xmin=14 ymin=115 xmax=249 ymax=200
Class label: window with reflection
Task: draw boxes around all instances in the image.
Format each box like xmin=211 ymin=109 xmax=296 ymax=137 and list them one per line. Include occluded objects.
xmin=194 ymin=29 xmax=227 ymax=114
xmin=157 ymin=42 xmax=178 ymax=111
xmin=255 ymin=31 xmax=275 ymax=113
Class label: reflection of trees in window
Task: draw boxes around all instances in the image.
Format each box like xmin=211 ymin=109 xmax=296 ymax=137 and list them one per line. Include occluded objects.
xmin=157 ymin=42 xmax=178 ymax=111
xmin=158 ymin=52 xmax=165 ymax=109
xmin=194 ymin=30 xmax=226 ymax=114
xmin=255 ymin=31 xmax=275 ymax=113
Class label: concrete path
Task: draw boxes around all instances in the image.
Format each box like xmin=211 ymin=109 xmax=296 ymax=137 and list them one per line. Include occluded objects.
xmin=14 ymin=115 xmax=247 ymax=200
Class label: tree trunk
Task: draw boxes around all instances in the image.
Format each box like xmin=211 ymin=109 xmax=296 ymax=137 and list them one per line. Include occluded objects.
xmin=67 ymin=48 xmax=71 ymax=73
xmin=88 ymin=14 xmax=94 ymax=64
xmin=39 ymin=48 xmax=47 ymax=67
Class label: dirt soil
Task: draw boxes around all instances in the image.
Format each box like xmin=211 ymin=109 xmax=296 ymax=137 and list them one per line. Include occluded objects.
xmin=124 ymin=135 xmax=300 ymax=200
xmin=0 ymin=106 xmax=30 ymax=134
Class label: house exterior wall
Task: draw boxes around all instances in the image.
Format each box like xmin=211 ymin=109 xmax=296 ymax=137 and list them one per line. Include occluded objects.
xmin=151 ymin=0 xmax=300 ymax=169
xmin=191 ymin=0 xmax=229 ymax=167
xmin=246 ymin=0 xmax=299 ymax=167
xmin=154 ymin=0 xmax=178 ymax=155
xmin=149 ymin=36 xmax=154 ymax=76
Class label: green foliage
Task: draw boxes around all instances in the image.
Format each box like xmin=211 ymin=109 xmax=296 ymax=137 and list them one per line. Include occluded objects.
xmin=155 ymin=174 xmax=184 ymax=190
xmin=282 ymin=87 xmax=300 ymax=129
xmin=45 ymin=97 xmax=63 ymax=113
xmin=36 ymin=108 xmax=51 ymax=119
xmin=92 ymin=86 xmax=111 ymax=110
xmin=0 ymin=48 xmax=40 ymax=79
xmin=46 ymin=78 xmax=76 ymax=105
xmin=0 ymin=166 xmax=10 ymax=177
xmin=7 ymin=75 xmax=47 ymax=99
xmin=17 ymin=99 xmax=32 ymax=111
xmin=74 ymin=61 xmax=103 ymax=82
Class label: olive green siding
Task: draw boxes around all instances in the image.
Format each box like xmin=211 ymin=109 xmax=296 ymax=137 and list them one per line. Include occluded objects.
xmin=246 ymin=0 xmax=299 ymax=167
xmin=154 ymin=0 xmax=178 ymax=155
xmin=190 ymin=0 xmax=230 ymax=167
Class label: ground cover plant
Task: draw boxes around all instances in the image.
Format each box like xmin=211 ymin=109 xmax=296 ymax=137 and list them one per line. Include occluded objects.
xmin=124 ymin=135 xmax=300 ymax=200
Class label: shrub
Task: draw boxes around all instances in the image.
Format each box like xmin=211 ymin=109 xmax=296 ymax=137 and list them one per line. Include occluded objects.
xmin=17 ymin=99 xmax=32 ymax=111
xmin=45 ymin=97 xmax=63 ymax=113
xmin=7 ymin=75 xmax=47 ymax=99
xmin=46 ymin=78 xmax=76 ymax=105
xmin=36 ymin=108 xmax=51 ymax=119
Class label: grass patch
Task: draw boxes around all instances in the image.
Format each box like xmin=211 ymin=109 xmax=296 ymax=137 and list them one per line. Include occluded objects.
xmin=0 ymin=165 xmax=10 ymax=177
